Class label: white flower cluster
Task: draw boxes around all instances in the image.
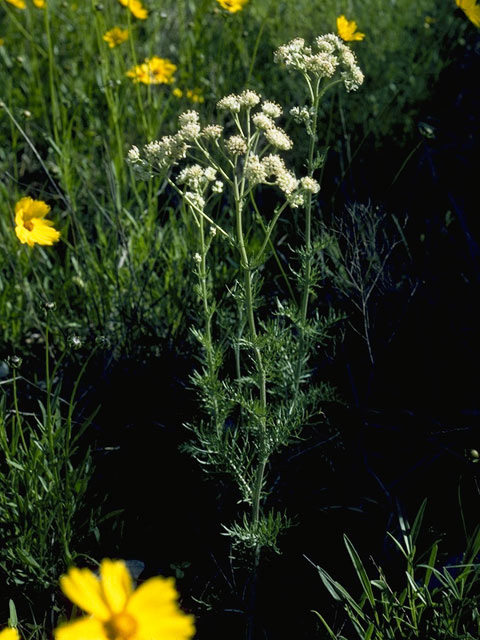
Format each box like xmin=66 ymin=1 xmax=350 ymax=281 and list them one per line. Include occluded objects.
xmin=245 ymin=153 xmax=299 ymax=205
xmin=225 ymin=135 xmax=248 ymax=156
xmin=217 ymin=89 xmax=261 ymax=113
xmin=244 ymin=153 xmax=320 ymax=207
xmin=177 ymin=110 xmax=201 ymax=141
xmin=126 ymin=145 xmax=151 ymax=178
xmin=201 ymin=124 xmax=224 ymax=140
xmin=274 ymin=33 xmax=364 ymax=92
xmin=177 ymin=164 xmax=219 ymax=191
xmin=127 ymin=133 xmax=189 ymax=174
xmin=264 ymin=127 xmax=293 ymax=151
xmin=290 ymin=106 xmax=314 ymax=126
xmin=252 ymin=102 xmax=293 ymax=151
xmin=262 ymin=101 xmax=282 ymax=118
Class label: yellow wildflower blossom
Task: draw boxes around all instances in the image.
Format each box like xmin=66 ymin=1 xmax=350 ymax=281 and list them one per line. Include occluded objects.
xmin=5 ymin=0 xmax=26 ymax=8
xmin=54 ymin=559 xmax=195 ymax=640
xmin=126 ymin=56 xmax=177 ymax=85
xmin=336 ymin=14 xmax=365 ymax=41
xmin=0 ymin=629 xmax=20 ymax=640
xmin=103 ymin=27 xmax=129 ymax=48
xmin=216 ymin=0 xmax=248 ymax=13
xmin=456 ymin=0 xmax=480 ymax=26
xmin=32 ymin=0 xmax=46 ymax=7
xmin=172 ymin=87 xmax=183 ymax=98
xmin=186 ymin=88 xmax=204 ymax=103
xmin=14 ymin=197 xmax=60 ymax=247
xmin=117 ymin=0 xmax=148 ymax=20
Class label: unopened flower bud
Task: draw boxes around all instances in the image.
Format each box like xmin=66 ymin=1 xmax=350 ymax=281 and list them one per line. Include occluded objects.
xmin=68 ymin=335 xmax=82 ymax=350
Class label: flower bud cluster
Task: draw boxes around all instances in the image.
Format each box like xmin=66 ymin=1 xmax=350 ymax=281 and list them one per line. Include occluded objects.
xmin=127 ymin=133 xmax=189 ymax=174
xmin=274 ymin=33 xmax=364 ymax=92
xmin=290 ymin=106 xmax=314 ymax=126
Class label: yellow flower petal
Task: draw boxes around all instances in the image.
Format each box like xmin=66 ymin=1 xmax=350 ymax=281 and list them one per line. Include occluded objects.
xmin=337 ymin=14 xmax=365 ymax=41
xmin=100 ymin=560 xmax=133 ymax=614
xmin=55 ymin=616 xmax=106 ymax=640
xmin=0 ymin=629 xmax=20 ymax=640
xmin=216 ymin=0 xmax=248 ymax=12
xmin=127 ymin=577 xmax=195 ymax=640
xmin=15 ymin=196 xmax=50 ymax=221
xmin=5 ymin=0 xmax=26 ymax=8
xmin=60 ymin=568 xmax=111 ymax=620
xmin=103 ymin=27 xmax=129 ymax=48
xmin=32 ymin=0 xmax=46 ymax=7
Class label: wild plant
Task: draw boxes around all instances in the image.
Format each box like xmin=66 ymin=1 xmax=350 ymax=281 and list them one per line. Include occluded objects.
xmin=321 ymin=203 xmax=417 ymax=366
xmin=127 ymin=33 xmax=363 ymax=633
xmin=0 ymin=310 xmax=104 ymax=623
xmin=309 ymin=500 xmax=480 ymax=639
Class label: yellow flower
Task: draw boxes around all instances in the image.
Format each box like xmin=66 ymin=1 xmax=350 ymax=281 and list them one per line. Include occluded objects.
xmin=186 ymin=88 xmax=204 ymax=103
xmin=126 ymin=57 xmax=177 ymax=85
xmin=117 ymin=0 xmax=148 ymax=20
xmin=216 ymin=0 xmax=248 ymax=13
xmin=456 ymin=0 xmax=480 ymax=26
xmin=54 ymin=559 xmax=195 ymax=640
xmin=172 ymin=87 xmax=183 ymax=98
xmin=336 ymin=14 xmax=366 ymax=41
xmin=103 ymin=27 xmax=129 ymax=48
xmin=0 ymin=629 xmax=20 ymax=640
xmin=32 ymin=0 xmax=46 ymax=7
xmin=14 ymin=197 xmax=61 ymax=247
xmin=5 ymin=0 xmax=26 ymax=8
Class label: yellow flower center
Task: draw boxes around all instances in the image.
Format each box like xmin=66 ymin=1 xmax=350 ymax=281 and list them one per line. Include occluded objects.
xmin=104 ymin=613 xmax=138 ymax=640
xmin=23 ymin=220 xmax=34 ymax=231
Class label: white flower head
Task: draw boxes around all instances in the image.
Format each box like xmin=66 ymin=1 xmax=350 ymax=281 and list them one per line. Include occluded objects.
xmin=300 ymin=176 xmax=320 ymax=194
xmin=245 ymin=154 xmax=267 ymax=185
xmin=178 ymin=121 xmax=201 ymax=141
xmin=226 ymin=135 xmax=248 ymax=156
xmin=239 ymin=90 xmax=261 ymax=108
xmin=202 ymin=124 xmax=224 ymax=140
xmin=204 ymin=166 xmax=217 ymax=181
xmin=276 ymin=168 xmax=299 ymax=195
xmin=143 ymin=134 xmax=188 ymax=168
xmin=274 ymin=38 xmax=312 ymax=72
xmin=252 ymin=112 xmax=275 ymax=131
xmin=217 ymin=93 xmax=242 ymax=113
xmin=185 ymin=191 xmax=205 ymax=210
xmin=264 ymin=127 xmax=293 ymax=151
xmin=212 ymin=180 xmax=224 ymax=193
xmin=261 ymin=101 xmax=282 ymax=119
xmin=262 ymin=154 xmax=286 ymax=176
xmin=288 ymin=192 xmax=305 ymax=208
xmin=177 ymin=164 xmax=204 ymax=189
xmin=304 ymin=52 xmax=338 ymax=78
xmin=127 ymin=145 xmax=141 ymax=164
xmin=178 ymin=110 xmax=200 ymax=127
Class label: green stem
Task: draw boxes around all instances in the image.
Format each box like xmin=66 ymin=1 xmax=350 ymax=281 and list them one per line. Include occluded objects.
xmin=197 ymin=212 xmax=220 ymax=436
xmin=12 ymin=368 xmax=28 ymax=453
xmin=234 ymin=180 xmax=267 ymax=640
xmin=43 ymin=2 xmax=60 ymax=145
